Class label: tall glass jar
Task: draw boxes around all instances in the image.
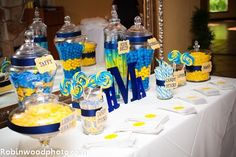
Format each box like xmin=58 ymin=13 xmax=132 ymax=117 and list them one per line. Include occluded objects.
xmin=9 ymin=30 xmax=56 ymax=106
xmin=29 ymin=7 xmax=48 ymax=49
xmin=126 ymin=16 xmax=154 ymax=90
xmin=104 ymin=5 xmax=127 ymax=91
xmin=54 ymin=16 xmax=85 ymax=80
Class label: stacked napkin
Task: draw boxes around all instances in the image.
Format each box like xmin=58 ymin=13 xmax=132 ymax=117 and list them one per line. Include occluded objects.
xmin=116 ymin=113 xmax=169 ymax=134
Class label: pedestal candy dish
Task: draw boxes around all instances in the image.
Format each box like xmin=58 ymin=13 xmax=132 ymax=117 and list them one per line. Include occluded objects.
xmin=126 ymin=16 xmax=154 ymax=90
xmin=9 ymin=30 xmax=56 ymax=106
xmin=8 ymin=93 xmax=76 ymax=157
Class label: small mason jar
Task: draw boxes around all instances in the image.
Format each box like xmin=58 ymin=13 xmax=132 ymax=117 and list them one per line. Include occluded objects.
xmin=80 ymin=95 xmax=108 ymax=135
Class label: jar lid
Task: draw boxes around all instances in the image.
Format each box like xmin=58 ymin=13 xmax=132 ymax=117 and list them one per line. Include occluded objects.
xmin=126 ymin=16 xmax=152 ymax=43
xmin=104 ymin=5 xmax=126 ymax=32
xmin=11 ymin=30 xmax=50 ymax=66
xmin=56 ymin=16 xmax=81 ymax=38
xmin=29 ymin=7 xmax=47 ymax=37
xmin=190 ymin=41 xmax=211 ymax=54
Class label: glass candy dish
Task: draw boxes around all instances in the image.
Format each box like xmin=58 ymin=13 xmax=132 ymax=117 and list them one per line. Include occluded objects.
xmin=8 ymin=93 xmax=76 ymax=157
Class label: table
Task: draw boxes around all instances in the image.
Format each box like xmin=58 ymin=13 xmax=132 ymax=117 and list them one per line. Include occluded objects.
xmin=0 ymin=65 xmax=236 ymax=157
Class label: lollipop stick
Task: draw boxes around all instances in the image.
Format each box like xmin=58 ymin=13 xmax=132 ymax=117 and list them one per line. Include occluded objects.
xmin=86 ymin=88 xmax=92 ymax=100
xmin=173 ymin=63 xmax=176 ymax=71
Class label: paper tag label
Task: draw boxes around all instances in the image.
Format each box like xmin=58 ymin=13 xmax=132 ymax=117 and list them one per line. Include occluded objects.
xmin=173 ymin=69 xmax=186 ymax=83
xmin=147 ymin=37 xmax=160 ymax=50
xmin=165 ymin=76 xmax=178 ymax=89
xmin=201 ymin=61 xmax=212 ymax=73
xmin=96 ymin=107 xmax=107 ymax=127
xmin=59 ymin=111 xmax=77 ymax=133
xmin=35 ymin=55 xmax=57 ymax=73
xmin=118 ymin=40 xmax=130 ymax=54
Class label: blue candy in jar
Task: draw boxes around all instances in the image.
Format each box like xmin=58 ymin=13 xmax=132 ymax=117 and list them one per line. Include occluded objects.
xmin=9 ymin=30 xmax=56 ymax=106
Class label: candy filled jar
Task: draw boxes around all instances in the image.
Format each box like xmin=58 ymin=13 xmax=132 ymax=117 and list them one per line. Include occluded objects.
xmin=80 ymin=95 xmax=108 ymax=135
xmin=8 ymin=93 xmax=76 ymax=157
xmin=9 ymin=30 xmax=56 ymax=106
xmin=186 ymin=41 xmax=212 ymax=82
xmin=82 ymin=41 xmax=97 ymax=66
xmin=55 ymin=16 xmax=85 ymax=80
xmin=104 ymin=5 xmax=127 ymax=83
xmin=29 ymin=7 xmax=48 ymax=49
xmin=155 ymin=60 xmax=174 ymax=100
xmin=126 ymin=16 xmax=154 ymax=90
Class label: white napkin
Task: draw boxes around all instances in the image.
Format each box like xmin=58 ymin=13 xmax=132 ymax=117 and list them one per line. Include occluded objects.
xmin=177 ymin=94 xmax=207 ymax=105
xmin=194 ymin=86 xmax=220 ymax=96
xmin=158 ymin=104 xmax=197 ymax=115
xmin=116 ymin=113 xmax=169 ymax=134
xmin=209 ymin=79 xmax=235 ymax=90
xmin=83 ymin=132 xmax=136 ymax=149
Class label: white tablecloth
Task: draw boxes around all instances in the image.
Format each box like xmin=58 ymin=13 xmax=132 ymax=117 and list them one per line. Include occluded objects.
xmin=0 ymin=65 xmax=236 ymax=157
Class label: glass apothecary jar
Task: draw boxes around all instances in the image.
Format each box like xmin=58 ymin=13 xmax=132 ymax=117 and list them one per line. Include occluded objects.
xmin=8 ymin=93 xmax=76 ymax=157
xmin=54 ymin=16 xmax=85 ymax=80
xmin=104 ymin=5 xmax=127 ymax=83
xmin=9 ymin=30 xmax=56 ymax=106
xmin=186 ymin=41 xmax=212 ymax=82
xmin=126 ymin=16 xmax=154 ymax=90
xmin=29 ymin=7 xmax=48 ymax=49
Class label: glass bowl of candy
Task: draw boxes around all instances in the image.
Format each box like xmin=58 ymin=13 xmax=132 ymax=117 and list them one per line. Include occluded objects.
xmin=8 ymin=93 xmax=77 ymax=157
xmin=9 ymin=30 xmax=56 ymax=106
xmin=126 ymin=16 xmax=154 ymax=90
xmin=186 ymin=41 xmax=212 ymax=82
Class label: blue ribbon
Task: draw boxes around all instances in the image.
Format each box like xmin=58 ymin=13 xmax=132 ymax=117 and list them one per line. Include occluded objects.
xmin=104 ymin=42 xmax=118 ymax=49
xmin=82 ymin=51 xmax=95 ymax=59
xmin=81 ymin=107 xmax=102 ymax=117
xmin=34 ymin=37 xmax=47 ymax=42
xmin=0 ymin=79 xmax=11 ymax=87
xmin=56 ymin=31 xmax=81 ymax=38
xmin=72 ymin=101 xmax=80 ymax=109
xmin=7 ymin=120 xmax=60 ymax=134
xmin=127 ymin=35 xmax=152 ymax=43
xmin=186 ymin=66 xmax=202 ymax=72
xmin=156 ymin=79 xmax=165 ymax=86
xmin=11 ymin=57 xmax=36 ymax=66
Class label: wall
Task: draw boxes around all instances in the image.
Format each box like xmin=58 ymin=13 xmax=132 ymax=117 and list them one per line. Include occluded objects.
xmin=48 ymin=0 xmax=200 ymax=60
xmin=163 ymin=0 xmax=200 ymax=58
xmin=47 ymin=0 xmax=112 ymax=24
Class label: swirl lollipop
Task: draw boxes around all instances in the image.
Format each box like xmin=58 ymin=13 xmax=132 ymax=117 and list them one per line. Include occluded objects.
xmin=0 ymin=58 xmax=10 ymax=73
xmin=60 ymin=79 xmax=72 ymax=96
xmin=71 ymin=83 xmax=83 ymax=99
xmin=95 ymin=71 xmax=113 ymax=89
xmin=88 ymin=74 xmax=98 ymax=89
xmin=180 ymin=52 xmax=194 ymax=66
xmin=168 ymin=50 xmax=181 ymax=65
xmin=72 ymin=71 xmax=89 ymax=88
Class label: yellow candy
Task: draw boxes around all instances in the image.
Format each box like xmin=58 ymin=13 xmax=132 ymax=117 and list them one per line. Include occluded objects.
xmin=186 ymin=52 xmax=211 ymax=82
xmin=62 ymin=59 xmax=81 ymax=71
xmin=12 ymin=103 xmax=73 ymax=127
xmin=82 ymin=57 xmax=96 ymax=66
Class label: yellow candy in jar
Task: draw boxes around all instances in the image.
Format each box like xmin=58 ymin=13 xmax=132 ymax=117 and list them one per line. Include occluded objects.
xmin=186 ymin=51 xmax=211 ymax=82
xmin=11 ymin=103 xmax=74 ymax=127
